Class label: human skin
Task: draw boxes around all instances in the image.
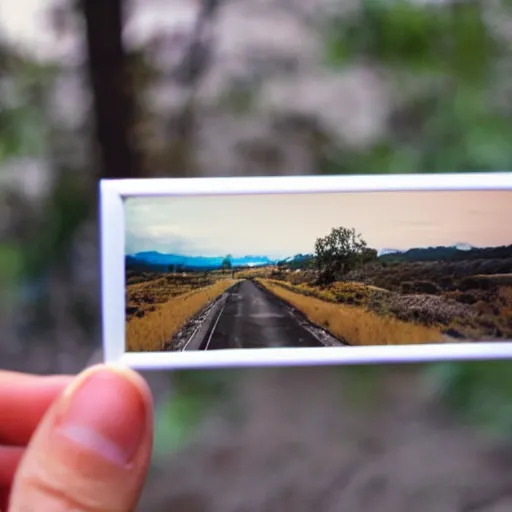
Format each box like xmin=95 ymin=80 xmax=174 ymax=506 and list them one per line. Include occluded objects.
xmin=0 ymin=364 xmax=153 ymax=511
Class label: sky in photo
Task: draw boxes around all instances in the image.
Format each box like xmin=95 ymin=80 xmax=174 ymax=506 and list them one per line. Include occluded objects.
xmin=125 ymin=190 xmax=512 ymax=258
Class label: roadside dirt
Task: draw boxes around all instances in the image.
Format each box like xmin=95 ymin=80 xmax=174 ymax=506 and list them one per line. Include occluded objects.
xmin=138 ymin=364 xmax=512 ymax=512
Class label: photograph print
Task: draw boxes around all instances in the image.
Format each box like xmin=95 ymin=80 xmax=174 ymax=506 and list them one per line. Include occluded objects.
xmin=125 ymin=189 xmax=512 ymax=353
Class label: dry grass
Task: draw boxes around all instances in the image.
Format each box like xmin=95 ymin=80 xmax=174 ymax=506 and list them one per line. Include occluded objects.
xmin=126 ymin=279 xmax=239 ymax=351
xmin=257 ymin=279 xmax=443 ymax=346
xmin=236 ymin=267 xmax=274 ymax=279
xmin=387 ymin=293 xmax=477 ymax=326
xmin=474 ymin=273 xmax=512 ymax=282
xmin=126 ymin=274 xmax=223 ymax=321
xmin=267 ymin=264 xmax=512 ymax=340
xmin=440 ymin=284 xmax=512 ymax=339
xmin=496 ymin=285 xmax=512 ymax=324
xmin=498 ymin=285 xmax=512 ymax=304
xmin=262 ymin=278 xmax=390 ymax=308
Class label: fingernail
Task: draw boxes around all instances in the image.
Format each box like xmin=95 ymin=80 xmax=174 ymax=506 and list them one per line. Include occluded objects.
xmin=55 ymin=368 xmax=147 ymax=466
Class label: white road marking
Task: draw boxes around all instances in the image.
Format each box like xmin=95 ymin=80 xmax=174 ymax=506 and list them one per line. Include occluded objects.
xmin=182 ymin=297 xmax=222 ymax=350
xmin=182 ymin=314 xmax=208 ymax=350
xmin=204 ymin=302 xmax=227 ymax=350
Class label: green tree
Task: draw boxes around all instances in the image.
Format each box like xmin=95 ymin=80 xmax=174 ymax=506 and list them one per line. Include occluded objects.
xmin=314 ymin=227 xmax=370 ymax=283
xmin=221 ymin=255 xmax=232 ymax=273
xmin=362 ymin=247 xmax=378 ymax=264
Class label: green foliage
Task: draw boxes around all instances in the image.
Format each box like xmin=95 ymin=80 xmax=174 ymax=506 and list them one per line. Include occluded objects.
xmin=320 ymin=0 xmax=511 ymax=175
xmin=319 ymin=84 xmax=512 ymax=175
xmin=418 ymin=87 xmax=512 ymax=172
xmin=324 ymin=0 xmax=495 ymax=81
xmin=153 ymin=387 xmax=207 ymax=458
xmin=338 ymin=361 xmax=512 ymax=441
xmin=315 ymin=226 xmax=373 ymax=282
xmin=0 ymin=243 xmax=22 ymax=280
xmin=21 ymin=173 xmax=92 ymax=280
xmin=318 ymin=142 xmax=418 ymax=175
xmin=0 ymin=106 xmax=41 ymax=161
xmin=0 ymin=243 xmax=23 ymax=306
xmin=152 ymin=370 xmax=238 ymax=458
xmin=424 ymin=361 xmax=512 ymax=439
xmin=338 ymin=364 xmax=385 ymax=409
xmin=0 ymin=46 xmax=55 ymax=163
xmin=326 ymin=1 xmax=440 ymax=70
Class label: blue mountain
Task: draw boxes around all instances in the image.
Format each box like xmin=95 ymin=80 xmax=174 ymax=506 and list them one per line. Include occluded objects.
xmin=126 ymin=251 xmax=276 ymax=271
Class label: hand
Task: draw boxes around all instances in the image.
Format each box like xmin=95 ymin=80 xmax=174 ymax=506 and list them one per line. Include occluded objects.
xmin=1 ymin=364 xmax=153 ymax=511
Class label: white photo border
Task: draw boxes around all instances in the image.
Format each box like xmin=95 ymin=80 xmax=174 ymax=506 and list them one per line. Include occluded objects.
xmin=100 ymin=172 xmax=512 ymax=370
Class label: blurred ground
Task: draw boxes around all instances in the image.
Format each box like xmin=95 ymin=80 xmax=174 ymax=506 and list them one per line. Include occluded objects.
xmin=139 ymin=365 xmax=512 ymax=512
xmin=2 ymin=0 xmax=512 ymax=510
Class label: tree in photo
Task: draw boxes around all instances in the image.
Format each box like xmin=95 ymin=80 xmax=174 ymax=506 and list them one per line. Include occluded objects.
xmin=314 ymin=227 xmax=374 ymax=284
xmin=362 ymin=247 xmax=378 ymax=264
xmin=221 ymin=255 xmax=232 ymax=274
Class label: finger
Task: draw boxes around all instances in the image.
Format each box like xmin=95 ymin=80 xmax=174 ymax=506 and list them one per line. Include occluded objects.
xmin=1 ymin=487 xmax=9 ymax=512
xmin=0 ymin=446 xmax=23 ymax=485
xmin=0 ymin=446 xmax=23 ymax=511
xmin=0 ymin=372 xmax=73 ymax=446
xmin=9 ymin=364 xmax=153 ymax=512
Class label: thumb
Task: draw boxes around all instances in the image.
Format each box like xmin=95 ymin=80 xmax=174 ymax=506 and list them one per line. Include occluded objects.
xmin=9 ymin=364 xmax=153 ymax=512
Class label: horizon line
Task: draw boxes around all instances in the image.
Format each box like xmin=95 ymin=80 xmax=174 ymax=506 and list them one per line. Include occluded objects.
xmin=125 ymin=241 xmax=511 ymax=259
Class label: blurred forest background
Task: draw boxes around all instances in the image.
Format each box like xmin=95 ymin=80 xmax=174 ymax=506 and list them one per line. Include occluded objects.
xmin=3 ymin=0 xmax=512 ymax=510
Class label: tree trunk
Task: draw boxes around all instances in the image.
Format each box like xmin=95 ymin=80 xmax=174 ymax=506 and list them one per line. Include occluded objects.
xmin=79 ymin=0 xmax=142 ymax=180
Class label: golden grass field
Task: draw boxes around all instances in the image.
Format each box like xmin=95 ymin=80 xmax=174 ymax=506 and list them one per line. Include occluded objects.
xmin=125 ymin=273 xmax=224 ymax=320
xmin=261 ymin=278 xmax=389 ymax=306
xmin=124 ymin=260 xmax=512 ymax=351
xmin=126 ymin=277 xmax=238 ymax=351
xmin=257 ymin=278 xmax=444 ymax=345
xmin=254 ymin=262 xmax=512 ymax=342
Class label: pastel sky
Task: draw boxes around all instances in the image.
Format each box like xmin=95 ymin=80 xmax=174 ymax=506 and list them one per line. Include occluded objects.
xmin=124 ymin=190 xmax=512 ymax=258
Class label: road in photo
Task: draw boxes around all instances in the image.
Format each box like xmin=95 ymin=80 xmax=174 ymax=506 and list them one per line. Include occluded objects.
xmin=184 ymin=280 xmax=341 ymax=350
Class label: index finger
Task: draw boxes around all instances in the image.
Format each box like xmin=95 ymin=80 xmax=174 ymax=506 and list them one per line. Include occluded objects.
xmin=0 ymin=371 xmax=73 ymax=446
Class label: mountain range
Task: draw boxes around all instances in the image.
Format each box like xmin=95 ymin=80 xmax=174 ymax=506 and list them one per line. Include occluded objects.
xmin=126 ymin=243 xmax=512 ymax=273
xmin=126 ymin=251 xmax=276 ymax=272
xmin=378 ymin=243 xmax=512 ymax=263
xmin=377 ymin=243 xmax=475 ymax=257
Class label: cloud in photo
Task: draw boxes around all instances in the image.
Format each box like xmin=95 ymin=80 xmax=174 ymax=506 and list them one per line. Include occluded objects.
xmin=124 ymin=190 xmax=512 ymax=257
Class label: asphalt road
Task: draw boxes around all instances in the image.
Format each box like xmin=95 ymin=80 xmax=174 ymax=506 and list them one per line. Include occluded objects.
xmin=202 ymin=279 xmax=325 ymax=350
